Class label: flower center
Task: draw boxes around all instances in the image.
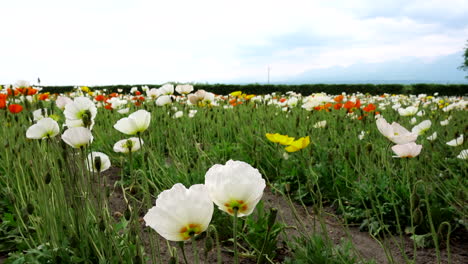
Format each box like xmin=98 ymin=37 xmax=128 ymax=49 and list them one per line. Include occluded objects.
xmin=224 ymin=200 xmax=248 ymax=214
xmin=179 ymin=223 xmax=202 ymax=240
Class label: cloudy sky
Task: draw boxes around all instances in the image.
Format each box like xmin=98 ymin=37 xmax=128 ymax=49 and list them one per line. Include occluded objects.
xmin=1 ymin=0 xmax=467 ymax=85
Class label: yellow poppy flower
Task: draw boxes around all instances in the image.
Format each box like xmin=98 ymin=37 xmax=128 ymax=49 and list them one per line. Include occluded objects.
xmin=285 ymin=136 xmax=310 ymax=152
xmin=230 ymin=91 xmax=242 ymax=97
xmin=265 ymin=133 xmax=295 ymax=145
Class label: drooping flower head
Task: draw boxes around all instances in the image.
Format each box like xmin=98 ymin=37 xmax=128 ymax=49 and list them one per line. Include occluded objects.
xmin=86 ymin=152 xmax=111 ymax=173
xmin=446 ymin=134 xmax=464 ymax=147
xmin=205 ymin=160 xmax=265 ymax=217
xmin=144 ymin=183 xmax=213 ymax=241
xmin=391 ymin=142 xmax=423 ymax=158
xmin=376 ymin=117 xmax=418 ymax=144
xmin=113 ymin=109 xmax=151 ymax=135
xmin=113 ymin=137 xmax=143 ymax=153
xmin=61 ymin=127 xmax=93 ymax=148
xmin=26 ymin=118 xmax=60 ymax=139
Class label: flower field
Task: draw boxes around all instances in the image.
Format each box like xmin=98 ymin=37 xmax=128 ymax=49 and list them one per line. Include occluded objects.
xmin=0 ymin=82 xmax=467 ymax=263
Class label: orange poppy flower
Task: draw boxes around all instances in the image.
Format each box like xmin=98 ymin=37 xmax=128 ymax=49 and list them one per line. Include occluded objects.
xmin=7 ymin=88 xmax=19 ymax=96
xmin=333 ymin=103 xmax=342 ymax=110
xmin=363 ymin=103 xmax=376 ymax=112
xmin=8 ymin=104 xmax=23 ymax=114
xmin=38 ymin=93 xmax=50 ymax=100
xmin=334 ymin=95 xmax=344 ymax=102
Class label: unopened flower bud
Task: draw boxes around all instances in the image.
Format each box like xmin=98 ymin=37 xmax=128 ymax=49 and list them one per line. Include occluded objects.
xmin=267 ymin=208 xmax=278 ymax=231
xmin=94 ymin=156 xmax=102 ymax=172
xmin=44 ymin=172 xmax=52 ymax=184
xmin=27 ymin=203 xmax=34 ymax=214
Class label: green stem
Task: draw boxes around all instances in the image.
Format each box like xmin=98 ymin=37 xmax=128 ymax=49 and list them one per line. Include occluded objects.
xmin=192 ymin=236 xmax=200 ymax=264
xmin=233 ymin=208 xmax=239 ymax=264
xmin=178 ymin=241 xmax=189 ymax=264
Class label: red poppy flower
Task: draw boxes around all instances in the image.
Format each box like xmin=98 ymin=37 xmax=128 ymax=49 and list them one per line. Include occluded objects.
xmin=363 ymin=103 xmax=376 ymax=112
xmin=135 ymin=91 xmax=142 ymax=95
xmin=95 ymin=95 xmax=106 ymax=102
xmin=0 ymin=94 xmax=7 ymax=109
xmin=8 ymin=104 xmax=23 ymax=114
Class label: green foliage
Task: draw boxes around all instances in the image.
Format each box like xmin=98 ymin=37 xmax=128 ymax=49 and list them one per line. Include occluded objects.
xmin=285 ymin=234 xmax=376 ymax=264
xmin=242 ymin=203 xmax=286 ymax=263
xmin=5 ymin=243 xmax=84 ymax=264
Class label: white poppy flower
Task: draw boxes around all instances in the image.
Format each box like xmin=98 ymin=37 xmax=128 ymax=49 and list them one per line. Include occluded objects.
xmin=287 ymin=97 xmax=299 ymax=107
xmin=130 ymin=87 xmax=139 ymax=94
xmin=158 ymin=84 xmax=174 ymax=95
xmin=202 ymin=92 xmax=215 ymax=104
xmin=117 ymin=108 xmax=130 ymax=114
xmin=56 ymin=96 xmax=73 ymax=111
xmin=411 ymin=120 xmax=431 ymax=135
xmin=427 ymin=132 xmax=437 ymax=141
xmin=86 ymin=152 xmax=111 ymax=173
xmin=175 ymin=84 xmax=194 ymax=95
xmin=410 ymin=117 xmax=417 ymax=125
xmin=457 ymin=149 xmax=468 ymax=160
xmin=61 ymin=127 xmax=93 ymax=148
xmin=446 ymin=134 xmax=464 ymax=147
xmin=64 ymin=97 xmax=97 ymax=128
xmin=398 ymin=106 xmax=418 ymax=116
xmin=205 ymin=160 xmax=266 ymax=217
xmin=188 ymin=110 xmax=197 ymax=118
xmin=301 ymin=94 xmax=332 ymax=111
xmin=146 ymin=88 xmax=160 ymax=98
xmin=376 ymin=117 xmax=418 ymax=144
xmin=392 ymin=142 xmax=422 ymax=158
xmin=173 ymin=111 xmax=183 ymax=118
xmin=32 ymin=109 xmax=48 ymax=121
xmin=358 ymin=131 xmax=366 ymax=140
xmin=14 ymin=80 xmax=30 ymax=88
xmin=143 ymin=183 xmax=213 ymax=241
xmin=114 ymin=110 xmax=151 ymax=135
xmin=26 ymin=118 xmax=60 ymax=139
xmin=440 ymin=119 xmax=450 ymax=126
xmin=313 ymin=120 xmax=327 ymax=128
xmin=156 ymin=95 xmax=172 ymax=106
xmin=113 ymin=137 xmax=143 ymax=153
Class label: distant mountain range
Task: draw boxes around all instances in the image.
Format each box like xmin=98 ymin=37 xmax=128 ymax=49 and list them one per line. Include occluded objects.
xmin=283 ymin=52 xmax=468 ymax=84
